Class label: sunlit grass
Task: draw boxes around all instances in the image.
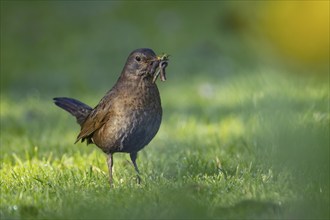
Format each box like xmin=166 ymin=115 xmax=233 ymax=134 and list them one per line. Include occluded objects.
xmin=1 ymin=70 xmax=328 ymax=219
xmin=1 ymin=1 xmax=329 ymax=219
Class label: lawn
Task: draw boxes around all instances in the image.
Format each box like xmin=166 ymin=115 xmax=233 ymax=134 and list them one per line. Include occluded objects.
xmin=1 ymin=1 xmax=329 ymax=220
xmin=1 ymin=71 xmax=329 ymax=219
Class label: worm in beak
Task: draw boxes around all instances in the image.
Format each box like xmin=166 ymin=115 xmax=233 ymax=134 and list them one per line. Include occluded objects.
xmin=152 ymin=54 xmax=169 ymax=83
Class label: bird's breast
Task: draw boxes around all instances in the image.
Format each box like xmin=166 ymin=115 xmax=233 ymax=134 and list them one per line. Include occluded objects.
xmin=92 ymin=82 xmax=162 ymax=154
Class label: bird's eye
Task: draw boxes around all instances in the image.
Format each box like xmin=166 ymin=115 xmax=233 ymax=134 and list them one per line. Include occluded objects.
xmin=135 ymin=56 xmax=141 ymax=62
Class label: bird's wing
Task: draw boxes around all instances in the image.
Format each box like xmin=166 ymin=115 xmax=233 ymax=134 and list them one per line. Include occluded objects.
xmin=75 ymin=92 xmax=113 ymax=144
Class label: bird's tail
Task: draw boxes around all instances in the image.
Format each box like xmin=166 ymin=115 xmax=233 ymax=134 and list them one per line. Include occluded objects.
xmin=53 ymin=97 xmax=93 ymax=126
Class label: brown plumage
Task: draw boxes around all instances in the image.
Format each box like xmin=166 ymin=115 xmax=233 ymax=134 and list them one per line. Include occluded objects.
xmin=53 ymin=48 xmax=168 ymax=185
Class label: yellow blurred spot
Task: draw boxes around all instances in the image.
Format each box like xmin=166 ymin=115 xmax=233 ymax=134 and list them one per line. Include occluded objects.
xmin=260 ymin=1 xmax=329 ymax=65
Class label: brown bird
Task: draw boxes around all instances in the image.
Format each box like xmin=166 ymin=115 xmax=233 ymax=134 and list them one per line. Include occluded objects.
xmin=53 ymin=48 xmax=169 ymax=185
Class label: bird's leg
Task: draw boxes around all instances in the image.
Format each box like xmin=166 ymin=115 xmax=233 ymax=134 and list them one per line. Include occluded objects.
xmin=107 ymin=153 xmax=114 ymax=187
xmin=130 ymin=152 xmax=141 ymax=184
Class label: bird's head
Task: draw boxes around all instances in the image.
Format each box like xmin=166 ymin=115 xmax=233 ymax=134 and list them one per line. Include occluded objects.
xmin=122 ymin=48 xmax=169 ymax=83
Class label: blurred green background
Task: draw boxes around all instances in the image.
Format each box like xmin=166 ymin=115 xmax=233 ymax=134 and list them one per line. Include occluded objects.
xmin=2 ymin=1 xmax=328 ymax=95
xmin=1 ymin=1 xmax=329 ymax=219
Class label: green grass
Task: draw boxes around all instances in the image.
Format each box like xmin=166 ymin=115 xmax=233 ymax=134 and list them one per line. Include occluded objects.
xmin=1 ymin=2 xmax=329 ymax=219
xmin=1 ymin=71 xmax=329 ymax=219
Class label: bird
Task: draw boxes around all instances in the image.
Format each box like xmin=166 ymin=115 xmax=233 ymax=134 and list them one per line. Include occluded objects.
xmin=53 ymin=48 xmax=169 ymax=186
